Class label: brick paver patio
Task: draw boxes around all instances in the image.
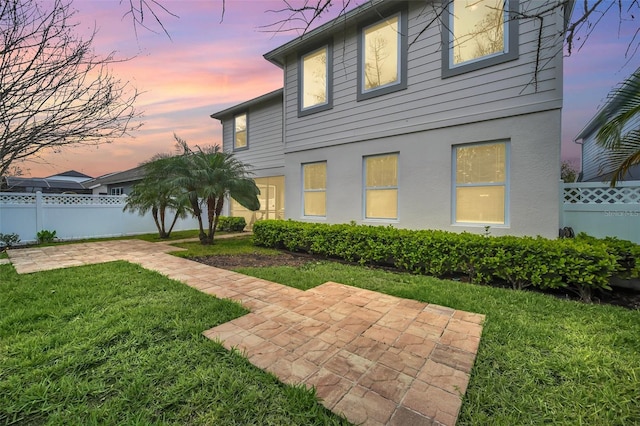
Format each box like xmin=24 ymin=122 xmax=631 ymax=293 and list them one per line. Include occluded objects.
xmin=7 ymin=239 xmax=484 ymax=425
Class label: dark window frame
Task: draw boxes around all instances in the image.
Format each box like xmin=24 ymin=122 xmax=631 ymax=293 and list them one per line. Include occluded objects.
xmin=441 ymin=0 xmax=520 ymax=79
xmin=298 ymin=42 xmax=334 ymax=117
xmin=233 ymin=112 xmax=249 ymax=151
xmin=356 ymin=4 xmax=408 ymax=102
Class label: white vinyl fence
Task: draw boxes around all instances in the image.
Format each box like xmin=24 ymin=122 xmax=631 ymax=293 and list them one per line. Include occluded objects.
xmin=0 ymin=192 xmax=201 ymax=244
xmin=561 ymin=181 xmax=640 ymax=244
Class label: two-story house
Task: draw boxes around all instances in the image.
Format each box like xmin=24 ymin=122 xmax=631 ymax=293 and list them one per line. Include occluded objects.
xmin=211 ymin=0 xmax=571 ymax=238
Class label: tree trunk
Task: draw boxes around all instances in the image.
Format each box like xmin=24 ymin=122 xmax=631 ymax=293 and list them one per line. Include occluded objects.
xmin=211 ymin=196 xmax=225 ymax=243
xmin=151 ymin=206 xmax=166 ymax=238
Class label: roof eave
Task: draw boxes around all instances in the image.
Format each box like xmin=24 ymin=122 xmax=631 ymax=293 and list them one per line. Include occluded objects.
xmin=210 ymin=88 xmax=284 ymax=120
xmin=263 ymin=0 xmax=386 ymax=65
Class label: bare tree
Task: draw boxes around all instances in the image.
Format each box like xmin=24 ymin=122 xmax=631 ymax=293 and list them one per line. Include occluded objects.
xmin=0 ymin=0 xmax=141 ymax=177
xmin=124 ymin=0 xmax=639 ymax=85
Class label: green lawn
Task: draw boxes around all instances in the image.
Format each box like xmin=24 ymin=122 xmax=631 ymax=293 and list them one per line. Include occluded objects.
xmin=0 ymin=261 xmax=346 ymax=425
xmin=2 ymin=236 xmax=639 ymax=425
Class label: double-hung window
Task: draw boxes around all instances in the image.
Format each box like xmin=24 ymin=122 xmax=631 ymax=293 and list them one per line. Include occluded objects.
xmin=234 ymin=113 xmax=247 ymax=150
xmin=357 ymin=7 xmax=407 ymax=101
xmin=303 ymin=162 xmax=327 ymax=217
xmin=299 ymin=44 xmax=332 ymax=116
xmin=442 ymin=0 xmax=519 ymax=78
xmin=364 ymin=154 xmax=398 ymax=220
xmin=453 ymin=141 xmax=509 ymax=225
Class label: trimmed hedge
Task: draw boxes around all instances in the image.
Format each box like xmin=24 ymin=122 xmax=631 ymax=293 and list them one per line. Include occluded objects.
xmin=252 ymin=220 xmax=633 ymax=302
xmin=215 ymin=216 xmax=247 ymax=232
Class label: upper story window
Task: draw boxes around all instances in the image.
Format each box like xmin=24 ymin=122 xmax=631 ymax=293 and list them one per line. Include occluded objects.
xmin=442 ymin=0 xmax=519 ymax=78
xmin=357 ymin=8 xmax=407 ymax=101
xmin=453 ymin=141 xmax=509 ymax=225
xmin=233 ymin=113 xmax=247 ymax=150
xmin=299 ymin=44 xmax=333 ymax=117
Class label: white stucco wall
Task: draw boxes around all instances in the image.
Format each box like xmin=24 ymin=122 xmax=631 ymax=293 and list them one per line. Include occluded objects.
xmin=284 ymin=109 xmax=561 ymax=238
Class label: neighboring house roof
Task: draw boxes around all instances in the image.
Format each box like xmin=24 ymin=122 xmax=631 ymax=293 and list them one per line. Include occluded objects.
xmin=575 ymin=65 xmax=640 ymax=141
xmin=83 ymin=165 xmax=146 ymax=189
xmin=47 ymin=170 xmax=93 ymax=180
xmin=210 ymin=89 xmax=284 ymax=120
xmin=1 ymin=176 xmax=89 ymax=192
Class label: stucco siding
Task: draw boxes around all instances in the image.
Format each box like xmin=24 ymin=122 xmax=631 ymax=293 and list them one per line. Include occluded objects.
xmin=283 ymin=1 xmax=564 ymax=153
xmin=284 ymin=109 xmax=561 ymax=238
xmin=220 ymin=96 xmax=284 ymax=171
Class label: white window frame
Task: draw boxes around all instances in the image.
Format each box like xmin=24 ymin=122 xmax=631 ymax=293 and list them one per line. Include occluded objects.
xmin=302 ymin=161 xmax=327 ymax=218
xmin=363 ymin=153 xmax=399 ymax=221
xmin=452 ymin=141 xmax=510 ymax=226
xmin=442 ymin=0 xmax=519 ymax=78
xmin=110 ymin=187 xmax=124 ymax=196
xmin=357 ymin=7 xmax=408 ymax=101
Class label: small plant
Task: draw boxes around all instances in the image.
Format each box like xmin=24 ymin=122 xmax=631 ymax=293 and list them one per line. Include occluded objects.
xmin=37 ymin=229 xmax=57 ymax=244
xmin=0 ymin=233 xmax=20 ymax=250
xmin=215 ymin=216 xmax=246 ymax=232
xmin=483 ymin=226 xmax=491 ymax=237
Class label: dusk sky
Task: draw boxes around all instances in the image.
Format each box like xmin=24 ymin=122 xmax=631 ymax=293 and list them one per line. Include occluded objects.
xmin=23 ymin=0 xmax=639 ymax=178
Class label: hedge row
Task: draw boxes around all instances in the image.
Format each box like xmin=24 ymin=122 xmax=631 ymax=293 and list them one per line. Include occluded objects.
xmin=252 ymin=220 xmax=638 ymax=302
xmin=215 ymin=216 xmax=247 ymax=232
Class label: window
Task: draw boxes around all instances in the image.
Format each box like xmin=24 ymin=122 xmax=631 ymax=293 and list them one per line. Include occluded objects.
xmin=234 ymin=113 xmax=247 ymax=150
xmin=303 ymin=162 xmax=326 ymax=217
xmin=357 ymin=8 xmax=407 ymax=101
xmin=442 ymin=0 xmax=519 ymax=78
xmin=299 ymin=44 xmax=332 ymax=116
xmin=364 ymin=154 xmax=398 ymax=219
xmin=110 ymin=187 xmax=124 ymax=196
xmin=453 ymin=142 xmax=508 ymax=224
xmin=231 ymin=176 xmax=285 ymax=229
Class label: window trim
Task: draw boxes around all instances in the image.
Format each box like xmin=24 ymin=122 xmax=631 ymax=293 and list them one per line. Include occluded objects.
xmin=451 ymin=141 xmax=510 ymax=226
xmin=110 ymin=187 xmax=124 ymax=196
xmin=441 ymin=0 xmax=519 ymax=79
xmin=302 ymin=161 xmax=327 ymax=218
xmin=298 ymin=43 xmax=333 ymax=117
xmin=363 ymin=152 xmax=399 ymax=221
xmin=357 ymin=6 xmax=408 ymax=101
xmin=233 ymin=113 xmax=248 ymax=151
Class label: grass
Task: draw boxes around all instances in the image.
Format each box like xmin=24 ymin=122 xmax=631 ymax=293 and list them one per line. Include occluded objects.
xmin=3 ymin=235 xmax=638 ymax=425
xmin=0 ymin=261 xmax=347 ymax=425
xmin=234 ymin=259 xmax=640 ymax=425
xmin=171 ymin=235 xmax=280 ymax=258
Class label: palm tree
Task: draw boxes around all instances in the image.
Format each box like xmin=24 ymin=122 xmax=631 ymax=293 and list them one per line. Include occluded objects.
xmin=171 ymin=136 xmax=259 ymax=245
xmin=124 ymin=154 xmax=190 ymax=239
xmin=596 ymin=67 xmax=640 ymax=187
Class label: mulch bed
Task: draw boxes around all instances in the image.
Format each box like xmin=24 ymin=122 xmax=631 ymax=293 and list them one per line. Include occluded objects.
xmin=189 ymin=253 xmax=640 ymax=310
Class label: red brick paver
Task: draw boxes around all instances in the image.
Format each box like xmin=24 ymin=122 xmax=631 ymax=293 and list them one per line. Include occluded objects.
xmin=7 ymin=239 xmax=485 ymax=425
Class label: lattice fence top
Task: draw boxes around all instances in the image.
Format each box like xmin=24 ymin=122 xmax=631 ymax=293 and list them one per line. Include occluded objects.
xmin=0 ymin=193 xmax=37 ymax=204
xmin=564 ymin=185 xmax=640 ymax=204
xmin=0 ymin=192 xmax=126 ymax=206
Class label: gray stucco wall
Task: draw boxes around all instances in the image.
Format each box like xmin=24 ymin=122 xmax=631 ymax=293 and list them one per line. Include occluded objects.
xmin=284 ymin=109 xmax=561 ymax=238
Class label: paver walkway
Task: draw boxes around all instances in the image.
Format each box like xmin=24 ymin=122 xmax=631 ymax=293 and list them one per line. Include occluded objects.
xmin=6 ymin=239 xmax=484 ymax=426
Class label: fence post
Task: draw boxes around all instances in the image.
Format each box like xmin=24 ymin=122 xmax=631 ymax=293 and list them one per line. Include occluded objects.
xmin=559 ymin=180 xmax=564 ymax=229
xmin=35 ymin=191 xmax=44 ymax=237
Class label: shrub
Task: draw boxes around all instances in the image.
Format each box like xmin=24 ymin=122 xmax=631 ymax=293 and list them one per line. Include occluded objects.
xmin=215 ymin=216 xmax=247 ymax=232
xmin=36 ymin=229 xmax=57 ymax=244
xmin=253 ymin=220 xmax=623 ymax=302
xmin=575 ymin=233 xmax=640 ymax=279
xmin=0 ymin=233 xmax=20 ymax=249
